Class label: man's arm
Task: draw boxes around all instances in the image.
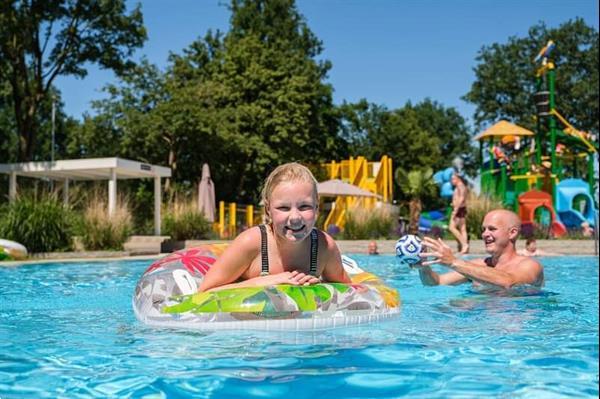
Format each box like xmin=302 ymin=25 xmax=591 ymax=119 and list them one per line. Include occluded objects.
xmin=422 ymin=237 xmax=544 ymax=289
xmin=416 ymin=264 xmax=469 ymax=286
xmin=444 ymin=257 xmax=543 ymax=289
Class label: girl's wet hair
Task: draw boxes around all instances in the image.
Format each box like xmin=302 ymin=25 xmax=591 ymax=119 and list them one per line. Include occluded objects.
xmin=261 ymin=163 xmax=318 ymax=220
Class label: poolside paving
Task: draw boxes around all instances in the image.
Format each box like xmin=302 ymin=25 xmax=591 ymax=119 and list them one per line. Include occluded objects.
xmin=1 ymin=238 xmax=597 ymax=267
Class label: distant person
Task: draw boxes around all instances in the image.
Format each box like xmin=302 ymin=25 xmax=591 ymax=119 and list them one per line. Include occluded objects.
xmin=367 ymin=241 xmax=379 ymax=255
xmin=449 ymin=173 xmax=469 ymax=255
xmin=518 ymin=238 xmax=561 ymax=257
xmin=416 ymin=209 xmax=544 ymax=290
xmin=580 ymin=222 xmax=594 ymax=238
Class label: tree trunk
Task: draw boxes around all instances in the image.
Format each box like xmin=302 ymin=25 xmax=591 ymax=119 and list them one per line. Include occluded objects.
xmin=408 ymin=198 xmax=422 ymax=234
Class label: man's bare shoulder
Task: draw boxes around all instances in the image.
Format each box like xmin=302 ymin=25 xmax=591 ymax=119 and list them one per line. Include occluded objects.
xmin=515 ymin=254 xmax=543 ymax=270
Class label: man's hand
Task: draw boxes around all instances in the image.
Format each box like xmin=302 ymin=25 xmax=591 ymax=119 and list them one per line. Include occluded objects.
xmin=420 ymin=237 xmax=458 ymax=267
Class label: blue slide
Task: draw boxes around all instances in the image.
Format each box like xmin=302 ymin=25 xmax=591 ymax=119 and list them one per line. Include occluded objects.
xmin=555 ymin=178 xmax=597 ymax=228
xmin=433 ymin=167 xmax=454 ymax=199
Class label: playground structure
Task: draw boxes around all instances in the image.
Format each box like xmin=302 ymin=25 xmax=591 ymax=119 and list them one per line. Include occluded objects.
xmin=476 ymin=40 xmax=598 ymax=235
xmin=321 ymin=155 xmax=393 ymax=230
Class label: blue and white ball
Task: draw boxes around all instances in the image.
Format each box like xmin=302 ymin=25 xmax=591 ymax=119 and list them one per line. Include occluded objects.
xmin=395 ymin=234 xmax=423 ymax=266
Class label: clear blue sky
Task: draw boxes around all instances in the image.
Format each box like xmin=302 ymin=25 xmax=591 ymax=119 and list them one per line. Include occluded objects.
xmin=55 ymin=0 xmax=598 ymax=126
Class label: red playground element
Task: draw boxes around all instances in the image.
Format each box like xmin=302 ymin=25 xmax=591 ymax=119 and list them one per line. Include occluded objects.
xmin=518 ymin=190 xmax=567 ymax=238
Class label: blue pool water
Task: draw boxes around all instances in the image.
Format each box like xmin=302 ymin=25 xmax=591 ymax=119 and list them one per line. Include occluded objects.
xmin=1 ymin=255 xmax=598 ymax=398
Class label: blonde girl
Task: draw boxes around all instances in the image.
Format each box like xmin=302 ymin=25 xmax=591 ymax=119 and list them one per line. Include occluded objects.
xmin=199 ymin=162 xmax=351 ymax=292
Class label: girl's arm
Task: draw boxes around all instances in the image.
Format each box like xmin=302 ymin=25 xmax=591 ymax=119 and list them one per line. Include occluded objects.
xmin=319 ymin=231 xmax=352 ymax=283
xmin=198 ymin=228 xmax=260 ymax=292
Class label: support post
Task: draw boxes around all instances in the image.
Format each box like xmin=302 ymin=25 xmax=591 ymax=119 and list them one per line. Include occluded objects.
xmin=63 ymin=179 xmax=69 ymax=206
xmin=154 ymin=176 xmax=162 ymax=235
xmin=108 ymin=168 xmax=117 ymax=217
xmin=9 ymin=172 xmax=17 ymax=202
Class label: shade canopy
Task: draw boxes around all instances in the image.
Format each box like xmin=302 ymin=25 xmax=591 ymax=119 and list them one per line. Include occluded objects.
xmin=473 ymin=120 xmax=535 ymax=141
xmin=317 ymin=179 xmax=380 ymax=198
xmin=0 ymin=157 xmax=171 ymax=235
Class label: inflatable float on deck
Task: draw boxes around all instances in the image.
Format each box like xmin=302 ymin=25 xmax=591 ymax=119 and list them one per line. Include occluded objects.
xmin=133 ymin=244 xmax=400 ymax=331
xmin=0 ymin=239 xmax=28 ymax=261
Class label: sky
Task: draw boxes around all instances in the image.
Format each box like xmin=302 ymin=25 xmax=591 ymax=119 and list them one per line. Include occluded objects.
xmin=55 ymin=0 xmax=599 ymax=127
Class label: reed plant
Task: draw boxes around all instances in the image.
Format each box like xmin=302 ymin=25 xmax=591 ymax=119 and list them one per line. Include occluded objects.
xmin=0 ymin=194 xmax=74 ymax=253
xmin=78 ymin=194 xmax=132 ymax=250
xmin=342 ymin=205 xmax=397 ymax=239
xmin=465 ymin=192 xmax=505 ymax=239
xmin=162 ymin=199 xmax=213 ymax=241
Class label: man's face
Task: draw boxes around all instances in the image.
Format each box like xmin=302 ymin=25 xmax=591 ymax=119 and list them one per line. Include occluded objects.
xmin=368 ymin=242 xmax=378 ymax=254
xmin=481 ymin=213 xmax=515 ymax=254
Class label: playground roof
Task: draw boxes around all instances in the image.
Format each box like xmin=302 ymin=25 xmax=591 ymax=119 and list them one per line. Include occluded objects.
xmin=474 ymin=120 xmax=535 ymax=141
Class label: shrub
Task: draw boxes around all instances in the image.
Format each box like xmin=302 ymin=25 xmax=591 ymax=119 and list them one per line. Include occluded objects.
xmin=78 ymin=195 xmax=132 ymax=251
xmin=465 ymin=192 xmax=505 ymax=239
xmin=163 ymin=200 xmax=213 ymax=241
xmin=342 ymin=205 xmax=397 ymax=239
xmin=0 ymin=194 xmax=74 ymax=253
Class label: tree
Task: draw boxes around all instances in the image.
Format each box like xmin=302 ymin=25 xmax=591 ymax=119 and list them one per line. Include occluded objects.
xmin=0 ymin=0 xmax=146 ymax=161
xmin=464 ymin=18 xmax=599 ymax=135
xmin=395 ymin=168 xmax=436 ymax=234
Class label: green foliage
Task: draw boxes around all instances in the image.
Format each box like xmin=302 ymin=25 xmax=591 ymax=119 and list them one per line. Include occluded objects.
xmin=464 ymin=18 xmax=599 ymax=135
xmin=342 ymin=207 xmax=397 ymax=240
xmin=163 ymin=204 xmax=213 ymax=241
xmin=76 ymin=196 xmax=132 ymax=251
xmin=394 ymin=168 xmax=437 ymax=200
xmin=0 ymin=0 xmax=146 ymax=161
xmin=0 ymin=195 xmax=74 ymax=253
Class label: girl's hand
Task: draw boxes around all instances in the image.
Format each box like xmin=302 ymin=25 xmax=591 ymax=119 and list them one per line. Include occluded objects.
xmin=258 ymin=271 xmax=320 ymax=286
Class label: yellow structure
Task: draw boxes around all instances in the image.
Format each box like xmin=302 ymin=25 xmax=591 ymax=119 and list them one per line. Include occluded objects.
xmin=321 ymin=155 xmax=393 ymax=230
xmin=217 ymin=201 xmax=262 ymax=238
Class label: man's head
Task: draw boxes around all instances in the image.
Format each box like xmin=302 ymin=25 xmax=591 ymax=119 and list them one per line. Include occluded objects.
xmin=451 ymin=173 xmax=464 ymax=187
xmin=525 ymin=237 xmax=537 ymax=252
xmin=481 ymin=209 xmax=521 ymax=255
xmin=367 ymin=241 xmax=379 ymax=255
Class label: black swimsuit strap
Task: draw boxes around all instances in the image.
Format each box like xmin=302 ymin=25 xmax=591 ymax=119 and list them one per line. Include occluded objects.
xmin=258 ymin=225 xmax=318 ymax=276
xmin=309 ymin=228 xmax=318 ymax=275
xmin=258 ymin=224 xmax=269 ymax=276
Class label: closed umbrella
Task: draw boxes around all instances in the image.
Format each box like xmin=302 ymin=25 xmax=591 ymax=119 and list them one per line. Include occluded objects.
xmin=198 ymin=163 xmax=216 ymax=222
xmin=317 ymin=179 xmax=380 ymax=198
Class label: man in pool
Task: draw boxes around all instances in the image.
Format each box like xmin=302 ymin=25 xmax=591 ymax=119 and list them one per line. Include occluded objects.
xmin=415 ymin=209 xmax=544 ymax=289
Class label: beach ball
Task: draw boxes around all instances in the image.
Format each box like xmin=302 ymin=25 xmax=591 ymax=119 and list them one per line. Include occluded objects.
xmin=395 ymin=234 xmax=423 ymax=266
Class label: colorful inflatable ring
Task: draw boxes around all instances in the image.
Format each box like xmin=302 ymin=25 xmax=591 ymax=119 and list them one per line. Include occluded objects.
xmin=133 ymin=244 xmax=400 ymax=331
xmin=0 ymin=239 xmax=28 ymax=261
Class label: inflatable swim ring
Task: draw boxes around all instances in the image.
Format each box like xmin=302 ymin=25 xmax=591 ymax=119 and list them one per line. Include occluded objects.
xmin=0 ymin=239 xmax=28 ymax=261
xmin=133 ymin=244 xmax=400 ymax=331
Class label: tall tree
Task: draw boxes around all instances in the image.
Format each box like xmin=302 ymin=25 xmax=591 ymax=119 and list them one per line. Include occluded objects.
xmin=464 ymin=18 xmax=599 ymax=134
xmin=0 ymin=0 xmax=146 ymax=161
xmin=339 ymin=99 xmax=474 ymax=177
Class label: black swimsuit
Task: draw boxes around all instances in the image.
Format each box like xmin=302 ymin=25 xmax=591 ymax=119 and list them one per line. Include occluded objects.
xmin=257 ymin=224 xmax=319 ymax=276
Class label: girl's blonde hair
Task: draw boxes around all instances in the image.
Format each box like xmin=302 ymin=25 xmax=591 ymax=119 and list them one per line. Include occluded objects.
xmin=261 ymin=163 xmax=319 ymax=220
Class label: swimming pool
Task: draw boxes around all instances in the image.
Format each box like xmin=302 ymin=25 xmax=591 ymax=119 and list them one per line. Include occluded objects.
xmin=1 ymin=255 xmax=598 ymax=398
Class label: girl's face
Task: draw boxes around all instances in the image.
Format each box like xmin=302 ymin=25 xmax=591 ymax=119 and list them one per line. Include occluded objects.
xmin=267 ymin=181 xmax=317 ymax=242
